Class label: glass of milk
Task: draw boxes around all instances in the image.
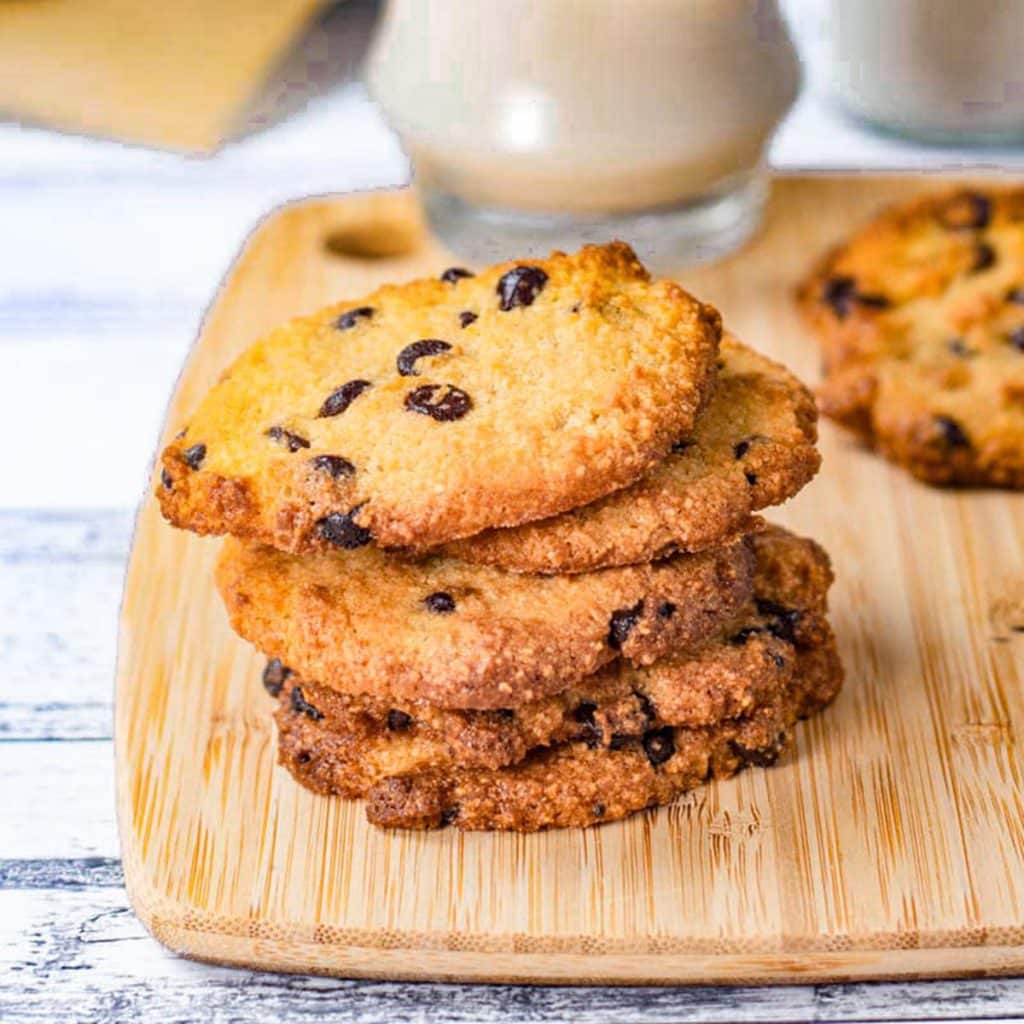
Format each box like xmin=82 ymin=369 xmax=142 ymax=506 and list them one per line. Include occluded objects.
xmin=366 ymin=0 xmax=801 ymax=267
xmin=828 ymin=0 xmax=1024 ymax=144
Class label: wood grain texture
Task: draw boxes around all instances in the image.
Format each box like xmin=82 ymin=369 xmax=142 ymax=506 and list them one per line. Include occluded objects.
xmin=6 ymin=886 xmax=1024 ymax=1024
xmin=115 ymin=178 xmax=1024 ymax=984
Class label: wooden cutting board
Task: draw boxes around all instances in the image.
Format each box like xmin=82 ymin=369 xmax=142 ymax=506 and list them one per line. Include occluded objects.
xmin=116 ymin=177 xmax=1024 ymax=984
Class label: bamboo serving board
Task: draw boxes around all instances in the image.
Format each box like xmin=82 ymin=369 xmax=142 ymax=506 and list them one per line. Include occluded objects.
xmin=116 ymin=177 xmax=1024 ymax=984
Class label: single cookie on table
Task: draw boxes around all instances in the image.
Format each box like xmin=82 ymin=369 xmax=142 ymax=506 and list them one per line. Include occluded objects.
xmin=270 ymin=526 xmax=835 ymax=786
xmin=797 ymin=186 xmax=1024 ymax=487
xmin=216 ymin=534 xmax=754 ymax=710
xmin=158 ymin=242 xmax=722 ymax=552
xmin=440 ymin=335 xmax=820 ymax=572
xmin=279 ymin=624 xmax=843 ymax=832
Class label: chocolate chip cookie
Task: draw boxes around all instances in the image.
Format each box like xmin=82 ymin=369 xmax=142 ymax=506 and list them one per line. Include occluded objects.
xmin=441 ymin=336 xmax=820 ymax=572
xmin=272 ymin=526 xmax=836 ymax=791
xmin=798 ymin=186 xmax=1024 ymax=486
xmin=216 ymin=534 xmax=753 ymax=710
xmin=275 ymin=530 xmax=843 ymax=832
xmin=362 ymin=665 xmax=840 ymax=831
xmin=159 ymin=242 xmax=722 ymax=551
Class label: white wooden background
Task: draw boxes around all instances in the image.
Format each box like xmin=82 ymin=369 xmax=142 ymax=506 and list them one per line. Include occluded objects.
xmin=3 ymin=2 xmax=1024 ymax=1020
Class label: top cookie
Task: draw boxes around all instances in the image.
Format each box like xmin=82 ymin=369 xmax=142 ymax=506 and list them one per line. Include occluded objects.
xmin=159 ymin=242 xmax=722 ymax=551
xmin=798 ymin=187 xmax=1024 ymax=487
xmin=440 ymin=335 xmax=819 ymax=572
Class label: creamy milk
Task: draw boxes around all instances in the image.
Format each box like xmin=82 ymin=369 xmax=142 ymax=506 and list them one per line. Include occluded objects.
xmin=829 ymin=0 xmax=1024 ymax=142
xmin=367 ymin=0 xmax=800 ymax=216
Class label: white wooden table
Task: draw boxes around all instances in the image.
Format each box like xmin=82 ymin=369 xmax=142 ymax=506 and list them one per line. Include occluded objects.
xmin=3 ymin=3 xmax=1024 ymax=1019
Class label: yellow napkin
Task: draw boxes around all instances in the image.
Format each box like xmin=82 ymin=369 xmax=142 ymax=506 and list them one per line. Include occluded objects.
xmin=0 ymin=0 xmax=325 ymax=151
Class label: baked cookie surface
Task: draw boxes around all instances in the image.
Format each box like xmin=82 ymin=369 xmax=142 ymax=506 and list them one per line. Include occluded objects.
xmin=216 ymin=536 xmax=754 ymax=710
xmin=273 ymin=527 xmax=842 ymax=832
xmin=362 ymin=659 xmax=840 ymax=831
xmin=441 ymin=336 xmax=820 ymax=572
xmin=159 ymin=242 xmax=722 ymax=551
xmin=272 ymin=526 xmax=836 ymax=789
xmin=798 ymin=187 xmax=1024 ymax=486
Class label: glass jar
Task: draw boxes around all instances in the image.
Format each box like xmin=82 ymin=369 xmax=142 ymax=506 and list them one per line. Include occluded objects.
xmin=828 ymin=0 xmax=1024 ymax=144
xmin=366 ymin=0 xmax=801 ymax=267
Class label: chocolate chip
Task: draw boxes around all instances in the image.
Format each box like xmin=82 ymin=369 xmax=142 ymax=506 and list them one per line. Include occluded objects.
xmin=336 ymin=306 xmax=374 ymax=330
xmin=755 ymin=597 xmax=801 ymax=644
xmin=772 ymin=653 xmax=786 ymax=669
xmin=440 ymin=267 xmax=474 ymax=284
xmin=570 ymin=303 xmax=581 ymax=314
xmin=497 ymin=265 xmax=548 ymax=311
xmin=160 ymin=468 xmax=173 ymax=490
xmin=1006 ymin=286 xmax=1024 ymax=305
xmin=396 ymin=339 xmax=452 ymax=377
xmin=318 ymin=379 xmax=371 ymax=417
xmin=729 ymin=625 xmax=765 ymax=646
xmin=317 ymin=507 xmax=372 ymax=548
xmin=734 ymin=439 xmax=751 ymax=459
xmin=266 ymin=426 xmax=310 ymax=452
xmin=310 ymin=454 xmax=355 ymax=479
xmin=573 ymin=702 xmax=598 ymax=724
xmin=1008 ymin=326 xmax=1024 ymax=351
xmin=939 ymin=191 xmax=992 ymax=231
xmin=934 ymin=415 xmax=971 ymax=449
xmin=822 ymin=276 xmax=889 ymax=319
xmin=439 ymin=806 xmax=460 ymax=827
xmin=404 ymin=384 xmax=472 ymax=421
xmin=745 ymin=471 xmax=758 ymax=486
xmin=971 ymin=242 xmax=997 ymax=273
xmin=424 ymin=591 xmax=456 ymax=614
xmin=657 ymin=601 xmax=676 ymax=620
xmin=296 ymin=751 xmax=311 ymax=765
xmin=181 ymin=443 xmax=206 ymax=470
xmin=608 ymin=599 xmax=644 ymax=650
xmin=948 ymin=338 xmax=974 ymax=357
xmin=729 ymin=734 xmax=785 ymax=768
xmin=642 ymin=727 xmax=676 ymax=767
xmin=458 ymin=311 xmax=478 ymax=328
xmin=573 ymin=702 xmax=601 ymax=746
xmin=671 ymin=438 xmax=695 ymax=454
xmin=495 ymin=708 xmax=515 ymax=721
xmin=290 ymin=685 xmax=322 ymax=720
xmin=262 ymin=659 xmax=292 ymax=697
xmin=822 ymin=276 xmax=856 ymax=317
xmin=634 ymin=690 xmax=656 ymax=725
xmin=824 ymin=277 xmax=858 ymax=318
xmin=387 ymin=709 xmax=412 ymax=731
xmin=593 ymin=802 xmax=606 ymax=818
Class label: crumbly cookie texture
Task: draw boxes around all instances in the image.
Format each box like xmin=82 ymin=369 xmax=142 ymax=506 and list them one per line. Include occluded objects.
xmin=159 ymin=242 xmax=722 ymax=551
xmin=440 ymin=336 xmax=820 ymax=572
xmin=362 ymin=661 xmax=840 ymax=831
xmin=797 ymin=187 xmax=1024 ymax=487
xmin=281 ymin=633 xmax=841 ymax=833
xmin=272 ymin=526 xmax=835 ymax=789
xmin=216 ymin=534 xmax=753 ymax=710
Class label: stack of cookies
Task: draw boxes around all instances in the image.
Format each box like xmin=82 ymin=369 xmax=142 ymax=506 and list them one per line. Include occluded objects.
xmin=158 ymin=242 xmax=843 ymax=831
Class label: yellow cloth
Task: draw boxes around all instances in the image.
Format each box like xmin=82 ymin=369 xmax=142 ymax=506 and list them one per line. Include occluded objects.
xmin=0 ymin=0 xmax=324 ymax=151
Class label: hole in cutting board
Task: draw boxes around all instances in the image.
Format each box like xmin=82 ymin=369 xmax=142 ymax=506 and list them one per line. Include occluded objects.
xmin=323 ymin=217 xmax=421 ymax=260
